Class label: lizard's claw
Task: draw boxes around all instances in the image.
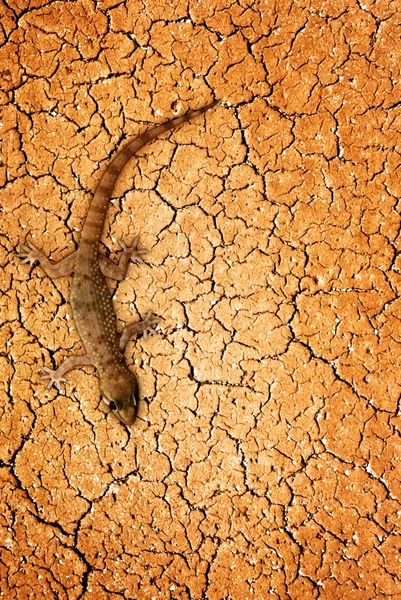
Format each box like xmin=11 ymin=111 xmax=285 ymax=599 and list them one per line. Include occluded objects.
xmin=141 ymin=310 xmax=159 ymax=340
xmin=40 ymin=367 xmax=67 ymax=392
xmin=17 ymin=241 xmax=41 ymax=266
xmin=118 ymin=235 xmax=148 ymax=264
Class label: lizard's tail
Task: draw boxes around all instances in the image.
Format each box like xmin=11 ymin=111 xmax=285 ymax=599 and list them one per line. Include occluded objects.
xmin=80 ymin=100 xmax=218 ymax=243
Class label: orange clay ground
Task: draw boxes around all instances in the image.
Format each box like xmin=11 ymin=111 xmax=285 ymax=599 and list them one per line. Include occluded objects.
xmin=1 ymin=0 xmax=401 ymax=598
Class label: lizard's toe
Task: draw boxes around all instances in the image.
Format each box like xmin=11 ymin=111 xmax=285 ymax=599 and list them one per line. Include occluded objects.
xmin=40 ymin=367 xmax=67 ymax=391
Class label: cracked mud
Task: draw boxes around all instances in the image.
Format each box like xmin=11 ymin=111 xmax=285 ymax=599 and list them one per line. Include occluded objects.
xmin=1 ymin=0 xmax=401 ymax=598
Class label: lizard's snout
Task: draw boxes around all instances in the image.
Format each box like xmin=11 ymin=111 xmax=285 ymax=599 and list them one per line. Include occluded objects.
xmin=100 ymin=372 xmax=139 ymax=426
xmin=112 ymin=402 xmax=137 ymax=426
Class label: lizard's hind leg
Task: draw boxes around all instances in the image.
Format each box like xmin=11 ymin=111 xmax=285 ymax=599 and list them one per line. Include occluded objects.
xmin=99 ymin=236 xmax=148 ymax=281
xmin=17 ymin=241 xmax=76 ymax=278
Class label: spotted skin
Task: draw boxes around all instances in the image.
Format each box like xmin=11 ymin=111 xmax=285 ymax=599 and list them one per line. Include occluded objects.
xmin=18 ymin=102 xmax=217 ymax=426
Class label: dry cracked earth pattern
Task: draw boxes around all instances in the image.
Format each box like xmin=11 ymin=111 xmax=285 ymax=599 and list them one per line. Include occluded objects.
xmin=1 ymin=0 xmax=401 ymax=598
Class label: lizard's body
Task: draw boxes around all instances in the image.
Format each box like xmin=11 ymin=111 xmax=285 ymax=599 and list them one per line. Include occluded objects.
xmin=18 ymin=102 xmax=216 ymax=425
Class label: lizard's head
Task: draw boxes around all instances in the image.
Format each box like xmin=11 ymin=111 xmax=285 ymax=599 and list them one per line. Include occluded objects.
xmin=100 ymin=370 xmax=139 ymax=426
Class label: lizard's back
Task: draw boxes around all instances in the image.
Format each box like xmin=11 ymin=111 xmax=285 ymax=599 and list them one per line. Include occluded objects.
xmin=70 ymin=102 xmax=216 ymax=375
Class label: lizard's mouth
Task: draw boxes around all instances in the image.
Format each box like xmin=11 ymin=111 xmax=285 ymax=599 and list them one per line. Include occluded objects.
xmin=103 ymin=397 xmax=137 ymax=426
xmin=113 ymin=403 xmax=137 ymax=426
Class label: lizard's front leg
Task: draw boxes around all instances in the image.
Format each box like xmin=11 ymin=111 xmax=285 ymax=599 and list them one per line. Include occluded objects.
xmin=119 ymin=311 xmax=159 ymax=351
xmin=41 ymin=355 xmax=93 ymax=391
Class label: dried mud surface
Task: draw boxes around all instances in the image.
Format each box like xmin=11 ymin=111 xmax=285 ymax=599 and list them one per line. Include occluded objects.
xmin=1 ymin=0 xmax=401 ymax=598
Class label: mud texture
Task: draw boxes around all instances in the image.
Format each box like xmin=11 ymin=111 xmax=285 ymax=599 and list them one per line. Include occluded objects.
xmin=1 ymin=0 xmax=401 ymax=598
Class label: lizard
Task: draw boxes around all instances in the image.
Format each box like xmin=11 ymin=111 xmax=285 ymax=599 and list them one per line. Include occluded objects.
xmin=18 ymin=101 xmax=217 ymax=426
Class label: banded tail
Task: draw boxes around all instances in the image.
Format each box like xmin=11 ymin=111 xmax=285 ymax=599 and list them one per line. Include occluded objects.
xmin=80 ymin=101 xmax=218 ymax=244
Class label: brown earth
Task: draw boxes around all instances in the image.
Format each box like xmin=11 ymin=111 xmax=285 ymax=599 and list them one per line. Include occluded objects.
xmin=1 ymin=0 xmax=401 ymax=598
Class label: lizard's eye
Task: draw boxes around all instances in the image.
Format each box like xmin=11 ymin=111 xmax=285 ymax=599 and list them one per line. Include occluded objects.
xmin=109 ymin=401 xmax=117 ymax=411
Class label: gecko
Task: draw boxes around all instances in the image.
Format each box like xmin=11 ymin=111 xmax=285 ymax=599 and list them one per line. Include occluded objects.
xmin=18 ymin=101 xmax=216 ymax=426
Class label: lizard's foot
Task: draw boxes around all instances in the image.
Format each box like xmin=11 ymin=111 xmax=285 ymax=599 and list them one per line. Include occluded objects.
xmin=119 ymin=310 xmax=160 ymax=350
xmin=17 ymin=241 xmax=42 ymax=266
xmin=40 ymin=367 xmax=67 ymax=391
xmin=141 ymin=310 xmax=160 ymax=340
xmin=118 ymin=235 xmax=148 ymax=264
